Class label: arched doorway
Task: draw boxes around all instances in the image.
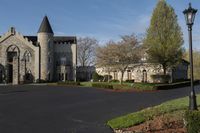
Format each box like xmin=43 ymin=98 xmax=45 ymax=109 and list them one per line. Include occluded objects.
xmin=142 ymin=70 xmax=147 ymax=83
xmin=6 ymin=45 xmax=20 ymax=83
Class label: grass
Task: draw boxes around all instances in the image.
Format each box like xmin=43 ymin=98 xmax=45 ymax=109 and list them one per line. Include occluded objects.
xmin=80 ymin=82 xmax=93 ymax=87
xmin=107 ymin=94 xmax=200 ymax=129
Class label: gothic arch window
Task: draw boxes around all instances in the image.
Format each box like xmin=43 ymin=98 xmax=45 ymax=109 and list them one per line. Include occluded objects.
xmin=6 ymin=45 xmax=20 ymax=53
xmin=6 ymin=45 xmax=20 ymax=65
xmin=24 ymin=50 xmax=32 ymax=62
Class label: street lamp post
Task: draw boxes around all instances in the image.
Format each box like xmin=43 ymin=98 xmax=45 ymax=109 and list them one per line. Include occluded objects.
xmin=183 ymin=3 xmax=198 ymax=110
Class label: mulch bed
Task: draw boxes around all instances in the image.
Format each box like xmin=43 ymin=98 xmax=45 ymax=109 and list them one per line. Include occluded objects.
xmin=116 ymin=115 xmax=186 ymax=133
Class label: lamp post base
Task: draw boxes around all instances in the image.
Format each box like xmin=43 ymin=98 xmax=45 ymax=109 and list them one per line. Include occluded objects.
xmin=189 ymin=94 xmax=198 ymax=110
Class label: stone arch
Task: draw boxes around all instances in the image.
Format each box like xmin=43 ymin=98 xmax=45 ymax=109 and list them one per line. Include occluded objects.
xmin=6 ymin=45 xmax=20 ymax=55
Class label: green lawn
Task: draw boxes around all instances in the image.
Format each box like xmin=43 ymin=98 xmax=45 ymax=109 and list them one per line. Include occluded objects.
xmin=80 ymin=82 xmax=93 ymax=87
xmin=107 ymin=94 xmax=200 ymax=129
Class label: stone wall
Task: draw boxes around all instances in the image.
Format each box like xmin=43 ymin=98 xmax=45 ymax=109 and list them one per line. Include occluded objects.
xmin=0 ymin=29 xmax=39 ymax=84
xmin=96 ymin=62 xmax=188 ymax=83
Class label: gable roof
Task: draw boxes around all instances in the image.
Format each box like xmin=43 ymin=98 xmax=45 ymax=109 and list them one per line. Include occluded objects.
xmin=38 ymin=16 xmax=54 ymax=34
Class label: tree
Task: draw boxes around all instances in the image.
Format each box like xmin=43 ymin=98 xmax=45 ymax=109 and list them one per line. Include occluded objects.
xmin=77 ymin=37 xmax=98 ymax=66
xmin=96 ymin=34 xmax=141 ymax=84
xmin=184 ymin=50 xmax=200 ymax=80
xmin=144 ymin=0 xmax=184 ymax=75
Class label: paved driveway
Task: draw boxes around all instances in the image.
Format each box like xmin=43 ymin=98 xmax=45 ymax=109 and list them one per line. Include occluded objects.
xmin=0 ymin=85 xmax=199 ymax=133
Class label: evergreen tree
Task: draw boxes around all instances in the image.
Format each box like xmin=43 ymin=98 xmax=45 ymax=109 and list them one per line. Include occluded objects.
xmin=144 ymin=0 xmax=184 ymax=75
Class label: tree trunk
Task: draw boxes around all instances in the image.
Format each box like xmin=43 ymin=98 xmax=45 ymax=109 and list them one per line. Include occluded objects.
xmin=108 ymin=70 xmax=110 ymax=83
xmin=120 ymin=71 xmax=124 ymax=85
xmin=163 ymin=65 xmax=167 ymax=75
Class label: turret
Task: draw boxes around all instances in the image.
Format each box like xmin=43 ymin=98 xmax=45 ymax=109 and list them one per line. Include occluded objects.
xmin=37 ymin=16 xmax=54 ymax=81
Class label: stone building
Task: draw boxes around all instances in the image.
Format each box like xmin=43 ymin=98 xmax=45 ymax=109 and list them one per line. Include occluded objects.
xmin=0 ymin=16 xmax=77 ymax=84
xmin=96 ymin=59 xmax=189 ymax=83
xmin=76 ymin=66 xmax=95 ymax=81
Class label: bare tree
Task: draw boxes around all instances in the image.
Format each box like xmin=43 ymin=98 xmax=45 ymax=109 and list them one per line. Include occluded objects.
xmin=96 ymin=34 xmax=141 ymax=84
xmin=77 ymin=37 xmax=98 ymax=66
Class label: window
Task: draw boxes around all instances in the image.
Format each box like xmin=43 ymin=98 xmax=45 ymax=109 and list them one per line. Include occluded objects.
xmin=114 ymin=71 xmax=118 ymax=80
xmin=65 ymin=73 xmax=68 ymax=81
xmin=24 ymin=51 xmax=31 ymax=62
xmin=60 ymin=57 xmax=66 ymax=65
xmin=58 ymin=73 xmax=61 ymax=81
xmin=61 ymin=73 xmax=64 ymax=80
xmin=142 ymin=70 xmax=147 ymax=83
xmin=127 ymin=70 xmax=132 ymax=80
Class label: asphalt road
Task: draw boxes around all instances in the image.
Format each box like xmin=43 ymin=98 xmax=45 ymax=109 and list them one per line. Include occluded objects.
xmin=0 ymin=85 xmax=199 ymax=133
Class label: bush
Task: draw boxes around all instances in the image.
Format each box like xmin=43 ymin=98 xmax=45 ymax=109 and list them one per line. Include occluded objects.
xmin=92 ymin=72 xmax=104 ymax=82
xmin=103 ymin=75 xmax=112 ymax=82
xmin=157 ymin=80 xmax=200 ymax=90
xmin=133 ymin=83 xmax=156 ymax=91
xmin=57 ymin=81 xmax=80 ymax=86
xmin=92 ymin=83 xmax=113 ymax=89
xmin=110 ymin=80 xmax=120 ymax=83
xmin=185 ymin=110 xmax=200 ymax=133
xmin=151 ymin=74 xmax=171 ymax=83
xmin=125 ymin=80 xmax=135 ymax=83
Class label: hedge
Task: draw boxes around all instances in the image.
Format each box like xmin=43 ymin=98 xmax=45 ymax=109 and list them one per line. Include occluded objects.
xmin=133 ymin=83 xmax=156 ymax=91
xmin=57 ymin=81 xmax=80 ymax=86
xmin=92 ymin=72 xmax=104 ymax=82
xmin=156 ymin=80 xmax=200 ymax=90
xmin=92 ymin=83 xmax=113 ymax=89
xmin=185 ymin=110 xmax=200 ymax=133
xmin=132 ymin=80 xmax=200 ymax=91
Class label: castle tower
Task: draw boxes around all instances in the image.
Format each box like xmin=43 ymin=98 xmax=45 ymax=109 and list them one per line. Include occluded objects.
xmin=37 ymin=16 xmax=54 ymax=81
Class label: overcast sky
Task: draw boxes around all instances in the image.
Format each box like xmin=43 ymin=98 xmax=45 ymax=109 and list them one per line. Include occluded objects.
xmin=0 ymin=0 xmax=200 ymax=49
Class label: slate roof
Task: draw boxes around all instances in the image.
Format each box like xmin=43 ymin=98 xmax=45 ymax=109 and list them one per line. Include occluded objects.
xmin=25 ymin=36 xmax=38 ymax=46
xmin=24 ymin=36 xmax=77 ymax=45
xmin=38 ymin=16 xmax=54 ymax=34
xmin=53 ymin=36 xmax=77 ymax=44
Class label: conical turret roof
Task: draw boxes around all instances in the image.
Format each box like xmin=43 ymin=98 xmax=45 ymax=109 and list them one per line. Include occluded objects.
xmin=38 ymin=16 xmax=54 ymax=34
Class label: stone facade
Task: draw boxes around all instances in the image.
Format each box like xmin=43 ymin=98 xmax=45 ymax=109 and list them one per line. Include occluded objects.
xmin=96 ymin=61 xmax=189 ymax=83
xmin=0 ymin=16 xmax=77 ymax=84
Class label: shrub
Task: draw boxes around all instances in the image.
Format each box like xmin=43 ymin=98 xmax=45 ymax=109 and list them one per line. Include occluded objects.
xmin=57 ymin=81 xmax=80 ymax=86
xmin=92 ymin=72 xmax=104 ymax=82
xmin=110 ymin=80 xmax=120 ymax=83
xmin=125 ymin=80 xmax=135 ymax=83
xmin=157 ymin=80 xmax=200 ymax=90
xmin=151 ymin=74 xmax=171 ymax=83
xmin=92 ymin=83 xmax=113 ymax=89
xmin=133 ymin=83 xmax=157 ymax=91
xmin=185 ymin=110 xmax=200 ymax=133
xmin=103 ymin=75 xmax=112 ymax=82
